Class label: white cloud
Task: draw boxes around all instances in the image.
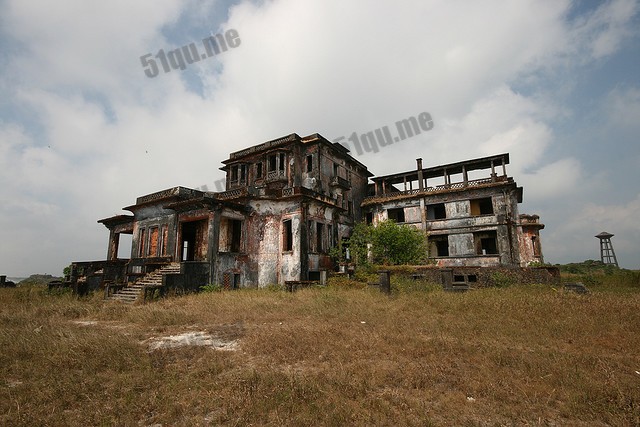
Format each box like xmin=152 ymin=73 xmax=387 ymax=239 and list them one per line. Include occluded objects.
xmin=572 ymin=0 xmax=638 ymax=60
xmin=1 ymin=0 xmax=639 ymax=274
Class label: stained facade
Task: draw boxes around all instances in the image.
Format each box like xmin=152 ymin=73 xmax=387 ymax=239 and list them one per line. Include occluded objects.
xmin=70 ymin=133 xmax=545 ymax=293
xmin=362 ymin=154 xmax=544 ymax=267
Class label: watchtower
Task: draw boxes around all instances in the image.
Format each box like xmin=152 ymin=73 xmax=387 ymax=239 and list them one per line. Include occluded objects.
xmin=595 ymin=231 xmax=618 ymax=267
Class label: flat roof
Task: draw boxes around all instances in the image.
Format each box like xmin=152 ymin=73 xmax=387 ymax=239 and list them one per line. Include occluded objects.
xmin=371 ymin=153 xmax=509 ymax=184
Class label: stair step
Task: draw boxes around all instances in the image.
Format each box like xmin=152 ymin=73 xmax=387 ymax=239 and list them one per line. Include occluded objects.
xmin=107 ymin=263 xmax=183 ymax=303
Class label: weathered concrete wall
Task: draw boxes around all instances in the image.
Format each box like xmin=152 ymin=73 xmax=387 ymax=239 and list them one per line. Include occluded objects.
xmin=370 ymin=183 xmax=524 ymax=267
xmin=410 ymin=266 xmax=560 ymax=288
xmin=448 ymin=233 xmax=475 ymax=256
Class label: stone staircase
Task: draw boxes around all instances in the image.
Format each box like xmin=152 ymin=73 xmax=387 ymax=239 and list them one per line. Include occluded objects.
xmin=107 ymin=263 xmax=181 ymax=304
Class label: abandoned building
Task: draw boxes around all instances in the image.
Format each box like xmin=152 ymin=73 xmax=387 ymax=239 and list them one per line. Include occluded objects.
xmin=69 ymin=132 xmax=546 ymax=298
xmin=362 ymin=154 xmax=544 ymax=268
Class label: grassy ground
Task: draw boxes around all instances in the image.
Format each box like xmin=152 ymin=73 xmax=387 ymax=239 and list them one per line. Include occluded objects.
xmin=1 ymin=274 xmax=639 ymax=426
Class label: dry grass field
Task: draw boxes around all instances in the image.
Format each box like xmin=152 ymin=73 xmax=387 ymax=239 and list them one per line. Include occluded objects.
xmin=1 ymin=273 xmax=639 ymax=426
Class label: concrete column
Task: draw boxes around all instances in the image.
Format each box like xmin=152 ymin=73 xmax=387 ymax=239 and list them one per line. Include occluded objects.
xmin=417 ymin=158 xmax=424 ymax=191
xmin=107 ymin=230 xmax=120 ymax=261
xmin=379 ymin=270 xmax=391 ymax=294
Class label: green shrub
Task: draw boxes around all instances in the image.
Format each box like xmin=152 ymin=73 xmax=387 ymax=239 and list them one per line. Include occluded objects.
xmin=199 ymin=283 xmax=222 ymax=293
xmin=491 ymin=271 xmax=516 ymax=288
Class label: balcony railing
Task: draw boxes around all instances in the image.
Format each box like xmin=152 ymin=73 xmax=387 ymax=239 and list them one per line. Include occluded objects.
xmin=265 ymin=170 xmax=287 ymax=182
xmin=329 ymin=175 xmax=351 ymax=189
xmin=363 ymin=176 xmax=509 ymax=203
xmin=216 ymin=187 xmax=248 ymax=200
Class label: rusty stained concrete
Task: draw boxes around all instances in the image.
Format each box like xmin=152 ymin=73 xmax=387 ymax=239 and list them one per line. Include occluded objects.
xmin=78 ymin=134 xmax=546 ymax=292
xmin=364 ymin=154 xmax=543 ymax=267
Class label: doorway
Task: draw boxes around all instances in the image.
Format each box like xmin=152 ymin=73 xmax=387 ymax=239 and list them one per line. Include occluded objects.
xmin=180 ymin=219 xmax=209 ymax=261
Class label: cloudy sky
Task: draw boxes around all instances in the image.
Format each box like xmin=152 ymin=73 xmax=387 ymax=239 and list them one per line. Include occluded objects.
xmin=1 ymin=0 xmax=639 ymax=277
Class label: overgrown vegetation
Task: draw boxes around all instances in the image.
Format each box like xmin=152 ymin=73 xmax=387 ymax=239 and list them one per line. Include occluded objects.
xmin=16 ymin=274 xmax=62 ymax=287
xmin=1 ymin=271 xmax=638 ymax=425
xmin=332 ymin=220 xmax=428 ymax=266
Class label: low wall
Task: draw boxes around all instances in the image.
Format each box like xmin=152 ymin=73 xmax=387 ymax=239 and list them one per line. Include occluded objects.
xmin=163 ymin=262 xmax=209 ymax=294
xmin=410 ymin=266 xmax=561 ymax=289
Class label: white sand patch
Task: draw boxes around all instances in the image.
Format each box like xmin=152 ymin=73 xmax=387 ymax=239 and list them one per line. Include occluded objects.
xmin=73 ymin=320 xmax=99 ymax=326
xmin=147 ymin=331 xmax=238 ymax=351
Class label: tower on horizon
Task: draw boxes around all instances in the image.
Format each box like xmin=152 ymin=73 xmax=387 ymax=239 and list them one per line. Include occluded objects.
xmin=595 ymin=231 xmax=618 ymax=267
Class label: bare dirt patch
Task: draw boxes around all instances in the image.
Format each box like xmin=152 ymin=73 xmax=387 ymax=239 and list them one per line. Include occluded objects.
xmin=146 ymin=331 xmax=238 ymax=351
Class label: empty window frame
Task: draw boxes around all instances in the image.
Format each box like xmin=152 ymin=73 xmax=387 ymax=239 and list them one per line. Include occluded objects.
xmin=161 ymin=225 xmax=168 ymax=256
xmin=229 ymin=164 xmax=247 ymax=185
xmin=138 ymin=228 xmax=146 ymax=257
xmin=219 ymin=218 xmax=243 ymax=253
xmin=532 ymin=236 xmax=540 ymax=257
xmin=387 ymin=207 xmax=405 ymax=223
xmin=283 ymin=219 xmax=293 ymax=252
xmin=470 ymin=197 xmax=494 ymax=216
xmin=475 ymin=230 xmax=498 ymax=255
xmin=268 ymin=154 xmax=277 ymax=172
xmin=365 ymin=212 xmax=373 ymax=224
xmin=256 ymin=161 xmax=263 ymax=178
xmin=306 ymin=155 xmax=313 ymax=172
xmin=267 ymin=153 xmax=286 ymax=173
xmin=430 ymin=235 xmax=449 ymax=257
xmin=316 ymin=222 xmax=325 ymax=253
xmin=426 ymin=203 xmax=446 ymax=220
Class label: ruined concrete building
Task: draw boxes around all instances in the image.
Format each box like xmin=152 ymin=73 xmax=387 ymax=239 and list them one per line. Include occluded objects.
xmin=70 ymin=132 xmax=545 ymax=295
xmin=363 ymin=154 xmax=544 ymax=267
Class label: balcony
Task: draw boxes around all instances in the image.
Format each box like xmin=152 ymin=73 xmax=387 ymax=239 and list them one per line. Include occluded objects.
xmin=329 ymin=175 xmax=351 ymax=189
xmin=216 ymin=187 xmax=248 ymax=200
xmin=265 ymin=170 xmax=287 ymax=183
xmin=363 ymin=176 xmax=510 ymax=205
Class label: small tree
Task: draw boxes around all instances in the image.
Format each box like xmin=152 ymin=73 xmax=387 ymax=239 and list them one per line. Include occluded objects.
xmin=342 ymin=220 xmax=428 ymax=267
xmin=370 ymin=219 xmax=427 ymax=265
xmin=348 ymin=221 xmax=373 ymax=266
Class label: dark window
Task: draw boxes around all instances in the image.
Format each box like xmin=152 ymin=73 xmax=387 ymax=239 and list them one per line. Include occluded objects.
xmin=388 ymin=208 xmax=405 ymax=222
xmin=138 ymin=228 xmax=146 ymax=257
xmin=470 ymin=197 xmax=493 ymax=216
xmin=279 ymin=153 xmax=286 ymax=171
xmin=283 ymin=219 xmax=293 ymax=252
xmin=333 ymin=162 xmax=339 ymax=177
xmin=365 ymin=212 xmax=373 ymax=224
xmin=316 ymin=222 xmax=324 ymax=253
xmin=427 ymin=203 xmax=446 ymax=220
xmin=475 ymin=230 xmax=498 ymax=255
xmin=256 ymin=162 xmax=263 ymax=178
xmin=231 ymin=219 xmax=242 ymax=252
xmin=308 ymin=271 xmax=321 ymax=281
xmin=435 ymin=240 xmax=449 ymax=256
xmin=231 ymin=166 xmax=238 ymax=182
xmin=306 ymin=155 xmax=313 ymax=172
xmin=268 ymin=154 xmax=277 ymax=171
xmin=467 ymin=274 xmax=477 ymax=282
xmin=430 ymin=235 xmax=449 ymax=257
xmin=454 ymin=275 xmax=465 ymax=282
